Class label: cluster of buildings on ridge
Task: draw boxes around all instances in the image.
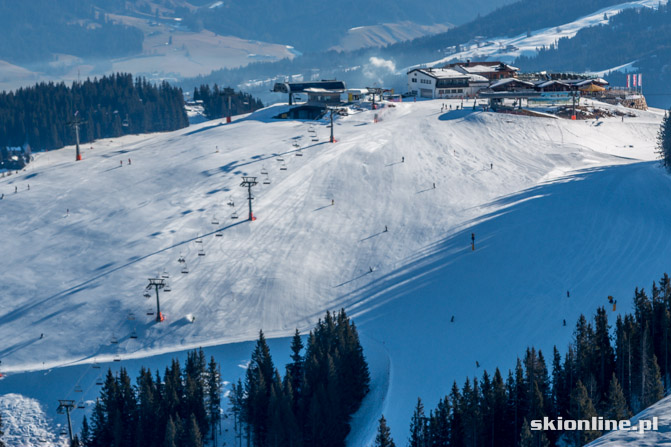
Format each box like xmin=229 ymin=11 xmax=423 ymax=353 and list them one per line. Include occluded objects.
xmin=406 ymin=60 xmax=609 ymax=100
xmin=271 ymin=60 xmax=644 ymax=117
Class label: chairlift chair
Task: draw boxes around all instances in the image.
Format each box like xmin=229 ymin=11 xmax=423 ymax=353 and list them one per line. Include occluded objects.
xmin=147 ymin=308 xmax=155 ymax=316
xmin=163 ymin=284 xmax=171 ymax=292
xmin=78 ymin=401 xmax=85 ymax=409
xmin=227 ymin=197 xmax=235 ymax=207
xmin=60 ymin=428 xmax=68 ymax=436
xmin=295 ymin=150 xmax=303 ymax=156
xmin=280 ymin=163 xmax=287 ymax=171
xmin=195 ymin=236 xmax=203 ymax=244
xmin=215 ymin=229 xmax=223 ymax=237
xmin=143 ymin=291 xmax=151 ymax=299
xmin=161 ymin=270 xmax=169 ymax=279
xmin=178 ymin=254 xmax=186 ymax=264
xmin=261 ymin=167 xmax=268 ymax=175
xmin=276 ymin=157 xmax=284 ymax=162
xmin=127 ymin=312 xmax=135 ymax=321
xmin=92 ymin=362 xmax=101 ymax=369
xmin=181 ymin=263 xmax=189 ymax=274
xmin=212 ymin=217 xmax=220 ymax=225
xmin=231 ymin=211 xmax=239 ymax=219
xmin=96 ymin=378 xmax=103 ymax=385
xmin=263 ymin=177 xmax=271 ymax=185
xmin=110 ymin=336 xmax=118 ymax=344
xmin=74 ymin=385 xmax=83 ymax=392
xmin=198 ymin=248 xmax=205 ymax=257
xmin=130 ymin=329 xmax=138 ymax=339
xmin=114 ymin=355 xmax=121 ymax=362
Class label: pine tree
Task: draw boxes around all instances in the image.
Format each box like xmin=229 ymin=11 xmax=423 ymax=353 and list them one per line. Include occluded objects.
xmin=657 ymin=109 xmax=671 ymax=171
xmin=80 ymin=415 xmax=91 ymax=447
xmin=643 ymin=353 xmax=664 ymax=408
xmin=187 ymin=413 xmax=203 ymax=447
xmin=409 ymin=398 xmax=426 ymax=447
xmin=606 ymin=373 xmax=632 ymax=421
xmin=164 ymin=416 xmax=177 ymax=447
xmin=206 ymin=356 xmax=222 ymax=442
xmin=374 ymin=415 xmax=395 ymax=447
xmin=569 ymin=381 xmax=601 ymax=445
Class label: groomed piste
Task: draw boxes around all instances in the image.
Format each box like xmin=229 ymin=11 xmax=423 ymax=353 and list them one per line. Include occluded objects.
xmin=1 ymin=98 xmax=670 ymax=445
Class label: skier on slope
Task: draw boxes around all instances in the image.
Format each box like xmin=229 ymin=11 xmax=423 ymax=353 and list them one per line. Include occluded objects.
xmin=128 ymin=158 xmax=131 ymax=165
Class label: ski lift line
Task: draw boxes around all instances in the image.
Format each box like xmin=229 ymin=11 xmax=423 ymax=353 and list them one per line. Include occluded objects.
xmin=39 ymin=222 xmax=245 ymax=328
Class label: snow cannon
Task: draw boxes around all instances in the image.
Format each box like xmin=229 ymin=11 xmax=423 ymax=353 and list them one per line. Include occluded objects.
xmin=159 ymin=312 xmax=165 ymax=322
xmin=76 ymin=154 xmax=82 ymax=161
xmin=226 ymin=116 xmax=232 ymax=123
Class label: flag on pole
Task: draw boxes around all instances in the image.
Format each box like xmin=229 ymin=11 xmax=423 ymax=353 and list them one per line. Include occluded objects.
xmin=633 ymin=74 xmax=638 ymax=88
xmin=626 ymin=74 xmax=631 ymax=88
xmin=639 ymin=73 xmax=643 ymax=88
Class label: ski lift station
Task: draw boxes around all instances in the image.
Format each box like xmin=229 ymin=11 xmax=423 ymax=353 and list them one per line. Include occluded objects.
xmin=273 ymin=80 xmax=346 ymax=119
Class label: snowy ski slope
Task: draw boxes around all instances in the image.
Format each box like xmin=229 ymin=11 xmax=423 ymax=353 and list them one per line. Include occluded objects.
xmin=0 ymin=99 xmax=669 ymax=444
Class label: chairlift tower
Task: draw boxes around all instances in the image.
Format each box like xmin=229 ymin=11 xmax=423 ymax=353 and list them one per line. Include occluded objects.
xmin=57 ymin=399 xmax=76 ymax=444
xmin=326 ymin=107 xmax=336 ymax=143
xmin=147 ymin=277 xmax=166 ymax=322
xmin=240 ymin=176 xmax=258 ymax=221
xmin=67 ymin=111 xmax=86 ymax=161
xmin=219 ymin=87 xmax=235 ymax=123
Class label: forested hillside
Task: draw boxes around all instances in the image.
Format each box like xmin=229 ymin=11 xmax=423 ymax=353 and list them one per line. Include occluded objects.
xmin=399 ymin=274 xmax=671 ymax=447
xmin=0 ymin=74 xmax=188 ymax=151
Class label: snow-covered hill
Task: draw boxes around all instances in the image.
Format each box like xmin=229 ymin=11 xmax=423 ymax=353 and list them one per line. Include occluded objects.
xmin=413 ymin=0 xmax=665 ymax=73
xmin=330 ymin=22 xmax=451 ymax=52
xmin=1 ymin=99 xmax=669 ymax=444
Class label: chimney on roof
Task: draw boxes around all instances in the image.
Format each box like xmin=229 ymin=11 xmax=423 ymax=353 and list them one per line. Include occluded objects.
xmin=466 ymin=59 xmax=471 ymax=66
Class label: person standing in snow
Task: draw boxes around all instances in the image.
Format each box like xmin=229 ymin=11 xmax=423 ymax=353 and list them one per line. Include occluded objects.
xmin=120 ymin=160 xmax=123 ymax=167
xmin=128 ymin=158 xmax=131 ymax=165
xmin=332 ymin=199 xmax=335 ymax=206
xmin=471 ymin=233 xmax=475 ymax=251
xmin=402 ymin=156 xmax=404 ymax=163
